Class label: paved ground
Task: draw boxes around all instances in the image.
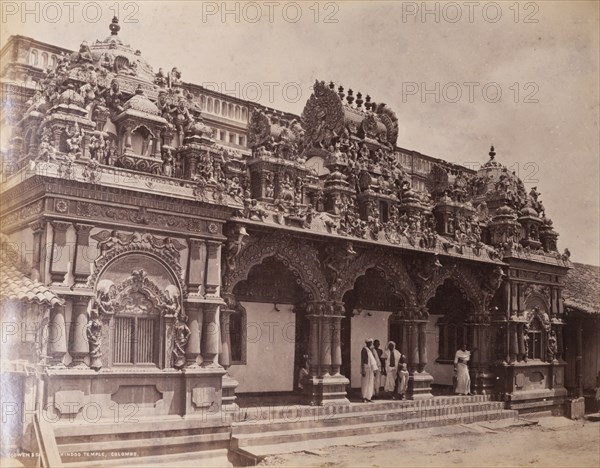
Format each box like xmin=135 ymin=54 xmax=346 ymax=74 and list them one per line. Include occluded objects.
xmin=258 ymin=417 xmax=600 ymax=468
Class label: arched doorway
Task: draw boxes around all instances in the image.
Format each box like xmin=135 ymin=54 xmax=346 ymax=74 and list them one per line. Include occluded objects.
xmin=426 ymin=278 xmax=476 ymax=392
xmin=228 ymin=256 xmax=310 ymax=394
xmin=341 ymin=267 xmax=407 ymax=390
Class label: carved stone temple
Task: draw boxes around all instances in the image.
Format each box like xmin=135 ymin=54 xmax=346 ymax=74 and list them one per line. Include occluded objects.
xmin=0 ymin=18 xmax=580 ymax=464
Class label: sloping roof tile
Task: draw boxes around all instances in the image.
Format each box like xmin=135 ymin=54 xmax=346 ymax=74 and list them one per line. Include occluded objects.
xmin=0 ymin=259 xmax=63 ymax=308
xmin=563 ymin=262 xmax=599 ymax=315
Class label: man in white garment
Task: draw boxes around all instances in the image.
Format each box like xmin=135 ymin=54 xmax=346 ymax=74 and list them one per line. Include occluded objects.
xmin=361 ymin=338 xmax=377 ymax=402
xmin=382 ymin=341 xmax=401 ymax=398
xmin=372 ymin=339 xmax=383 ymax=398
xmin=454 ymin=343 xmax=472 ymax=395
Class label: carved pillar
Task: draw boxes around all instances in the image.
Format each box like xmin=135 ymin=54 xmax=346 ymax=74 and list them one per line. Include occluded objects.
xmin=509 ymin=322 xmax=518 ymax=362
xmin=330 ymin=315 xmax=342 ymax=376
xmin=576 ymin=319 xmax=583 ymax=398
xmin=517 ymin=323 xmax=526 ymax=361
xmin=50 ymin=221 xmax=71 ymax=284
xmin=320 ymin=316 xmax=332 ymax=377
xmin=219 ymin=308 xmax=232 ymax=369
xmin=185 ymin=304 xmax=202 ymax=367
xmin=201 ymin=304 xmax=220 ymax=367
xmin=307 ymin=312 xmax=320 ymax=378
xmin=556 ymin=325 xmax=564 ymax=361
xmin=47 ymin=305 xmax=67 ymax=367
xmin=417 ymin=321 xmax=427 ymax=372
xmin=303 ymin=302 xmax=349 ymax=406
xmin=187 ymin=238 xmax=206 ymax=295
xmin=406 ymin=315 xmax=433 ymax=400
xmin=408 ymin=321 xmax=419 ymax=372
xmin=73 ymin=224 xmax=94 ymax=285
xmin=123 ymin=126 xmax=133 ymax=151
xmin=205 ymin=241 xmax=221 ymax=297
xmin=69 ymin=297 xmax=90 ymax=368
xmin=153 ymin=130 xmax=162 ymax=158
xmin=29 ymin=221 xmax=45 ymax=276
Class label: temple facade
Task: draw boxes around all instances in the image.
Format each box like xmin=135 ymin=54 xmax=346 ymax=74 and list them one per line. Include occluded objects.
xmin=1 ymin=19 xmax=574 ymax=448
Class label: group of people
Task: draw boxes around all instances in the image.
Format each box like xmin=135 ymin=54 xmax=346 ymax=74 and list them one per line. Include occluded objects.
xmin=361 ymin=339 xmax=409 ymax=402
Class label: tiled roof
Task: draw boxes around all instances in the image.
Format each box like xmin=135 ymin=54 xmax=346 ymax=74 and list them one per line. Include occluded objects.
xmin=563 ymin=262 xmax=599 ymax=315
xmin=0 ymin=237 xmax=63 ymax=308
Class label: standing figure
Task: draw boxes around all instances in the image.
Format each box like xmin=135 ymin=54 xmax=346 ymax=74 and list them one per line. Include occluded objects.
xmin=361 ymin=338 xmax=378 ymax=403
xmin=454 ymin=343 xmax=473 ymax=396
xmin=397 ymin=363 xmax=409 ymax=400
xmin=372 ymin=339 xmax=383 ymax=398
xmin=382 ymin=341 xmax=401 ymax=398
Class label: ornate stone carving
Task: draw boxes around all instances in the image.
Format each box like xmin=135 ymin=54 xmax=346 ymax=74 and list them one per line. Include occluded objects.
xmin=301 ymin=80 xmax=345 ymax=149
xmin=88 ymin=230 xmax=186 ymax=292
xmin=222 ymin=232 xmax=328 ymax=301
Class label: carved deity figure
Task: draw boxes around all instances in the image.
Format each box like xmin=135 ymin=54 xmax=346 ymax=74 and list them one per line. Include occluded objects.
xmin=85 ymin=311 xmax=103 ymax=370
xmin=172 ymin=316 xmax=190 ymax=369
xmin=65 ymin=123 xmax=83 ymax=157
xmin=547 ymin=330 xmax=558 ymax=362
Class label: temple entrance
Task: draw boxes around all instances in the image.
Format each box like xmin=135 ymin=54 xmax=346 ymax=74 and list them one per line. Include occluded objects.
xmin=426 ymin=279 xmax=476 ymax=391
xmin=228 ymin=256 xmax=309 ymax=394
xmin=341 ymin=268 xmax=406 ymax=390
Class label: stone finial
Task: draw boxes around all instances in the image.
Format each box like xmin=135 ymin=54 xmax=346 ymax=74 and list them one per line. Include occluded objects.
xmin=356 ymin=92 xmax=363 ymax=108
xmin=338 ymin=86 xmax=345 ymax=100
xmin=110 ymin=16 xmax=120 ymax=36
xmin=346 ymin=89 xmax=354 ymax=105
xmin=489 ymin=145 xmax=496 ymax=160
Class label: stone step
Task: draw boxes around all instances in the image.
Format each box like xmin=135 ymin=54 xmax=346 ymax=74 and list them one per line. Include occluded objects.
xmin=232 ymin=409 xmax=518 ymax=448
xmin=233 ymin=415 xmax=533 ymax=465
xmin=53 ymin=416 xmax=229 ymax=440
xmin=232 ymin=394 xmax=492 ymax=422
xmin=232 ymin=401 xmax=506 ymax=434
xmin=59 ymin=431 xmax=230 ymax=456
xmin=61 ymin=448 xmax=233 ymax=467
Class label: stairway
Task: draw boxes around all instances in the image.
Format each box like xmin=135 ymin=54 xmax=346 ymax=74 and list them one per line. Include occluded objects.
xmin=52 ymin=416 xmax=233 ymax=467
xmin=231 ymin=395 xmax=518 ymax=465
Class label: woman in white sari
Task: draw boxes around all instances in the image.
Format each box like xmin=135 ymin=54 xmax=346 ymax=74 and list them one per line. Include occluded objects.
xmin=453 ymin=344 xmax=472 ymax=395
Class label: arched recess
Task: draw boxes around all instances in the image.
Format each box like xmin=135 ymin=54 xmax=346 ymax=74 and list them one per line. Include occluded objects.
xmin=420 ymin=265 xmax=486 ymax=319
xmin=222 ymin=233 xmax=328 ymax=302
xmin=341 ymin=266 xmax=410 ymax=386
xmin=227 ymin=254 xmax=315 ymax=393
xmin=335 ymin=251 xmax=418 ymax=308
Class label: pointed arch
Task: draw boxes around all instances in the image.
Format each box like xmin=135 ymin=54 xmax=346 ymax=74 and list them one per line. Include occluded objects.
xmin=222 ymin=232 xmax=328 ymax=301
xmin=421 ymin=264 xmax=485 ymax=316
xmin=335 ymin=250 xmax=418 ymax=308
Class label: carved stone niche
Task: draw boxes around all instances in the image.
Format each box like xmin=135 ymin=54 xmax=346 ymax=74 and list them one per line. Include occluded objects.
xmin=91 ymin=253 xmax=184 ymax=369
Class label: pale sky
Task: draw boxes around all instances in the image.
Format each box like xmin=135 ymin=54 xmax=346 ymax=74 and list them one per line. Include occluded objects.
xmin=2 ymin=0 xmax=599 ymax=265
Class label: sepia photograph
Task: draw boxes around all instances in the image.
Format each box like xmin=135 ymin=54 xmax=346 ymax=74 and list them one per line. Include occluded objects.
xmin=0 ymin=1 xmax=598 ymax=467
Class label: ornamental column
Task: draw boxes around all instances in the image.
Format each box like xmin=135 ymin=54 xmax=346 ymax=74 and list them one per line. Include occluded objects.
xmin=187 ymin=239 xmax=206 ymax=295
xmin=509 ymin=321 xmax=519 ymax=363
xmin=405 ymin=311 xmax=433 ymax=400
xmin=205 ymin=241 xmax=221 ymax=297
xmin=219 ymin=306 xmax=239 ymax=409
xmin=320 ymin=316 xmax=332 ymax=377
xmin=307 ymin=310 xmax=320 ymax=378
xmin=218 ymin=308 xmax=232 ymax=369
xmin=330 ymin=314 xmax=343 ymax=376
xmin=47 ymin=305 xmax=67 ymax=367
xmin=73 ymin=224 xmax=94 ymax=286
xmin=185 ymin=304 xmax=202 ymax=367
xmin=50 ymin=221 xmax=71 ymax=285
xmin=69 ymin=297 xmax=90 ymax=368
xmin=201 ymin=304 xmax=220 ymax=367
xmin=417 ymin=321 xmax=427 ymax=372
